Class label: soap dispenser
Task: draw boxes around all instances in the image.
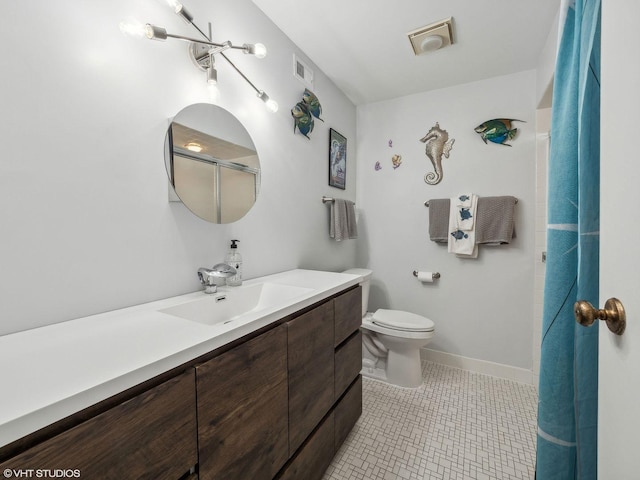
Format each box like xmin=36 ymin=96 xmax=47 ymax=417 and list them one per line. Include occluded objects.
xmin=224 ymin=239 xmax=243 ymax=286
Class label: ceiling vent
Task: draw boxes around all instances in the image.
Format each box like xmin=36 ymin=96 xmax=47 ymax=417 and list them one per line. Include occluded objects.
xmin=293 ymin=53 xmax=314 ymax=89
xmin=407 ymin=17 xmax=454 ymax=55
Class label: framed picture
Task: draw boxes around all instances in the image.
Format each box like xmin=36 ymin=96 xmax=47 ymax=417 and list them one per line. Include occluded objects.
xmin=329 ymin=128 xmax=347 ymax=189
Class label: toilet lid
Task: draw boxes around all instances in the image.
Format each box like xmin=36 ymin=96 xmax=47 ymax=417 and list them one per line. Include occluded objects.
xmin=372 ymin=309 xmax=435 ymax=332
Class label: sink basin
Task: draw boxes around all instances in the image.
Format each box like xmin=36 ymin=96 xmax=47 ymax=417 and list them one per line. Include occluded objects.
xmin=159 ymin=282 xmax=314 ymax=326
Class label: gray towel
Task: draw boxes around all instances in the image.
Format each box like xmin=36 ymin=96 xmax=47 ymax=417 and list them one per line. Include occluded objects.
xmin=428 ymin=199 xmax=450 ymax=243
xmin=330 ymin=199 xmax=358 ymax=241
xmin=475 ymin=196 xmax=517 ymax=244
xmin=428 ymin=196 xmax=517 ymax=244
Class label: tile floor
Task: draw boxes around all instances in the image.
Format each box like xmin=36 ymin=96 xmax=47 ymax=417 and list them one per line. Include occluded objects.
xmin=323 ymin=361 xmax=538 ymax=480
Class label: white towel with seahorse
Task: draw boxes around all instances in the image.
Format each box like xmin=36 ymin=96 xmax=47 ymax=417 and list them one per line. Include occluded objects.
xmin=455 ymin=193 xmax=478 ymax=231
xmin=448 ymin=194 xmax=478 ymax=257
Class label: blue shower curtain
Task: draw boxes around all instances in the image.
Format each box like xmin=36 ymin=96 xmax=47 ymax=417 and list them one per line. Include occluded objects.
xmin=537 ymin=0 xmax=600 ymax=478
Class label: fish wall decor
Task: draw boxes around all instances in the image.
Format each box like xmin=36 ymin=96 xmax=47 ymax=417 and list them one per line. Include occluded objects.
xmin=291 ymin=89 xmax=324 ymax=138
xmin=291 ymin=101 xmax=314 ymax=139
xmin=302 ymin=88 xmax=324 ymax=122
xmin=420 ymin=123 xmax=455 ymax=185
xmin=474 ymin=118 xmax=525 ymax=146
xmin=392 ymin=154 xmax=402 ymax=169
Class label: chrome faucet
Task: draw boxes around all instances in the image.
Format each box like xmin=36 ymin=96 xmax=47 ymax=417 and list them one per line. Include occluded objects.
xmin=197 ymin=263 xmax=237 ymax=294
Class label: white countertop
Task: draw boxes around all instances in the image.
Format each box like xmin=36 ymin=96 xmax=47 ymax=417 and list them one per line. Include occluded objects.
xmin=0 ymin=269 xmax=360 ymax=448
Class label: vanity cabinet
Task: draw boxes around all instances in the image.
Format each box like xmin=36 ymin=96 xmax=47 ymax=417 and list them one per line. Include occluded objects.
xmin=1 ymin=285 xmax=362 ymax=480
xmin=196 ymin=324 xmax=289 ymax=480
xmin=277 ymin=286 xmax=362 ymax=480
xmin=0 ymin=370 xmax=197 ymax=480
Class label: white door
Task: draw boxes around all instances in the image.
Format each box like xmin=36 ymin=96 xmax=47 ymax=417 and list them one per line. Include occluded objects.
xmin=597 ymin=1 xmax=640 ymax=476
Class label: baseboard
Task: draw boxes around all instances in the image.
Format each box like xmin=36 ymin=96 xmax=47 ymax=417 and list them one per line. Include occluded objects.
xmin=421 ymin=348 xmax=535 ymax=386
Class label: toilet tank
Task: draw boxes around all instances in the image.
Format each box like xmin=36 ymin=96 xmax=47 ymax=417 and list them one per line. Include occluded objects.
xmin=342 ymin=268 xmax=372 ymax=317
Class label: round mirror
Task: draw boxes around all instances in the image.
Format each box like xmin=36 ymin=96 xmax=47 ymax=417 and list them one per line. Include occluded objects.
xmin=164 ymin=104 xmax=260 ymax=223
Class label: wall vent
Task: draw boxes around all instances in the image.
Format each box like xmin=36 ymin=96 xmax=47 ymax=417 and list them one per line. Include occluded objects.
xmin=293 ymin=54 xmax=314 ymax=89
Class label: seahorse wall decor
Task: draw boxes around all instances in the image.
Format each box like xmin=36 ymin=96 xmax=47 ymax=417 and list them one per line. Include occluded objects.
xmin=420 ymin=122 xmax=455 ymax=185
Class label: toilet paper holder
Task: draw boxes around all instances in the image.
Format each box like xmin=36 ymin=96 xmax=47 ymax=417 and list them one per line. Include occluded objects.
xmin=413 ymin=271 xmax=441 ymax=279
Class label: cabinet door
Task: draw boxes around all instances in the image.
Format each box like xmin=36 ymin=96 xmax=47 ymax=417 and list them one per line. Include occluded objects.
xmin=287 ymin=300 xmax=334 ymax=455
xmin=0 ymin=370 xmax=197 ymax=480
xmin=196 ymin=324 xmax=288 ymax=480
xmin=334 ymin=286 xmax=362 ymax=347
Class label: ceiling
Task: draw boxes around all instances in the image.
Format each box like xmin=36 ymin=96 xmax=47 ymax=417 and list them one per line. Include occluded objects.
xmin=172 ymin=122 xmax=259 ymax=168
xmin=251 ymin=0 xmax=559 ymax=105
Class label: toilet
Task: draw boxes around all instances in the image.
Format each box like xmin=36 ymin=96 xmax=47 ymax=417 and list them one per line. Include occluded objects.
xmin=343 ymin=268 xmax=435 ymax=388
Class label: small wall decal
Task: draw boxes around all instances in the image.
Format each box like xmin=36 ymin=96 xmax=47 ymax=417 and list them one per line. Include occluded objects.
xmin=374 ymin=161 xmax=382 ymax=171
xmin=474 ymin=118 xmax=524 ymax=147
xmin=388 ymin=139 xmax=393 ymax=148
xmin=392 ymin=154 xmax=402 ymax=169
xmin=291 ymin=101 xmax=314 ymax=139
xmin=420 ymin=122 xmax=455 ymax=185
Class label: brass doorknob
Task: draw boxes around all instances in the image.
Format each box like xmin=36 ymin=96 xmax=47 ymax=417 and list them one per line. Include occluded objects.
xmin=574 ymin=297 xmax=626 ymax=335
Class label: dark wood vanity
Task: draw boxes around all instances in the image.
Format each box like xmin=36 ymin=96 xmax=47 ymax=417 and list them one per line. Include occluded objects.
xmin=0 ymin=285 xmax=362 ymax=480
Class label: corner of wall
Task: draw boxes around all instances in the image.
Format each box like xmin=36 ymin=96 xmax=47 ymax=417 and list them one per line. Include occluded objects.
xmin=536 ymin=7 xmax=560 ymax=108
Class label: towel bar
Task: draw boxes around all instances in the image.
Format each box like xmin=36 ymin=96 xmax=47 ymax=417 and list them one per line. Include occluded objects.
xmin=424 ymin=198 xmax=518 ymax=207
xmin=322 ymin=196 xmax=357 ymax=205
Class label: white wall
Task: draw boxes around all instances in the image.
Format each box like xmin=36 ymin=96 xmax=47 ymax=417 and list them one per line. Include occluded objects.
xmin=0 ymin=0 xmax=357 ymax=336
xmin=356 ymin=70 xmax=537 ymax=370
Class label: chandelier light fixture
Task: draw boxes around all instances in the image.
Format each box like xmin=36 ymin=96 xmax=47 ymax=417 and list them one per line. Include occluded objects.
xmin=120 ymin=0 xmax=279 ymax=112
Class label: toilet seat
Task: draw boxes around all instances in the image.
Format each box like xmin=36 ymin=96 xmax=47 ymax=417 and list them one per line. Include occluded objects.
xmin=372 ymin=309 xmax=434 ymax=333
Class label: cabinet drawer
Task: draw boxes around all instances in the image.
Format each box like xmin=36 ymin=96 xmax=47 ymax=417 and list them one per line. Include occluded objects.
xmin=276 ymin=412 xmax=335 ymax=480
xmin=334 ymin=375 xmax=362 ymax=450
xmin=196 ymin=324 xmax=288 ymax=480
xmin=334 ymin=331 xmax=362 ymax=401
xmin=334 ymin=287 xmax=362 ymax=347
xmin=0 ymin=370 xmax=197 ymax=480
xmin=287 ymin=301 xmax=335 ymax=455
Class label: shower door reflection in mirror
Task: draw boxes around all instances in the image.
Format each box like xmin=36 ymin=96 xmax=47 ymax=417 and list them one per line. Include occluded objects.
xmin=165 ymin=104 xmax=260 ymax=223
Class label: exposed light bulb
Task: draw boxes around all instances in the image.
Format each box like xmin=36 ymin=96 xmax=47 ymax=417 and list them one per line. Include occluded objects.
xmin=257 ymin=91 xmax=279 ymax=113
xmin=265 ymin=98 xmax=279 ymax=113
xmin=119 ymin=21 xmax=146 ymax=37
xmin=253 ymin=43 xmax=267 ymax=59
xmin=244 ymin=43 xmax=267 ymax=59
xmin=207 ymin=83 xmax=220 ymax=102
xmin=166 ymin=0 xmax=182 ymax=12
